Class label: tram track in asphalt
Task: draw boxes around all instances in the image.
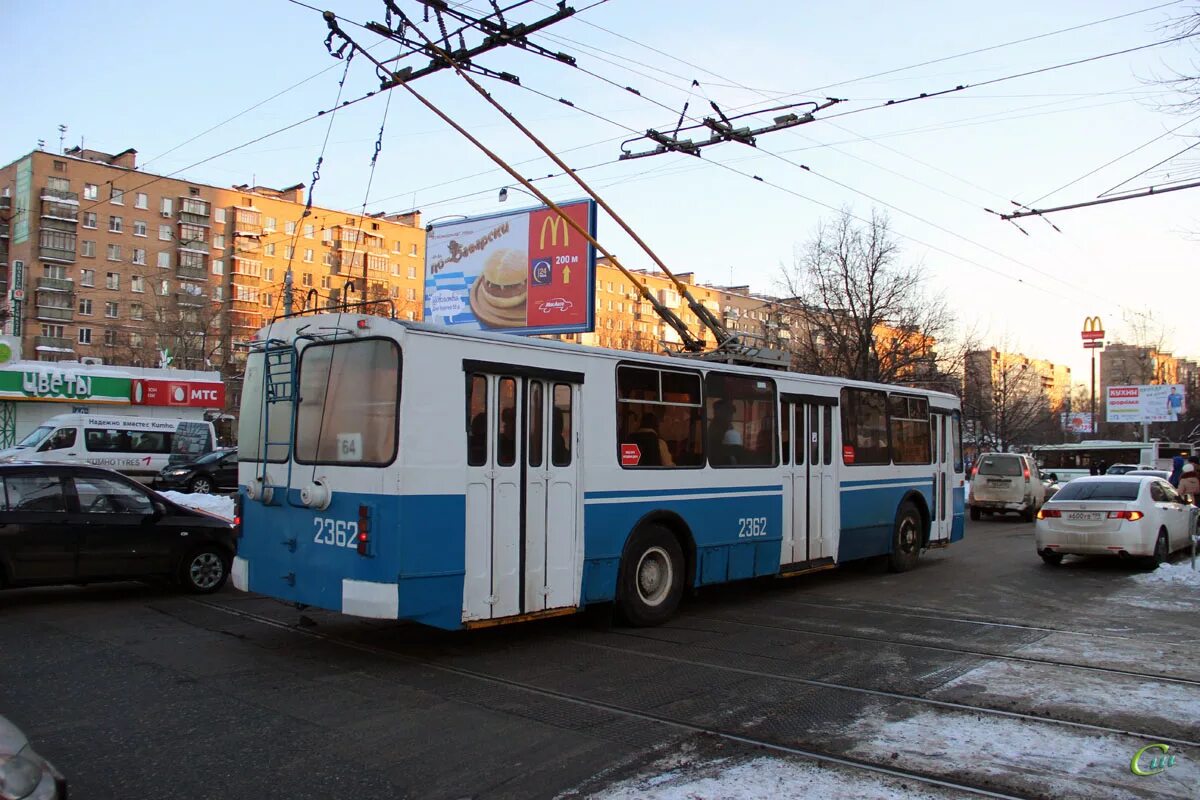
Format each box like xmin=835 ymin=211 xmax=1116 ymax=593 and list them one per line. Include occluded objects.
xmin=681 ymin=610 xmax=1200 ymax=688
xmin=187 ymin=597 xmax=1029 ymax=800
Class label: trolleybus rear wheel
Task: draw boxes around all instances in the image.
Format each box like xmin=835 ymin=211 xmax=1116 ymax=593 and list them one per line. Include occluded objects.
xmin=887 ymin=501 xmax=923 ymax=573
xmin=617 ymin=525 xmax=684 ymax=627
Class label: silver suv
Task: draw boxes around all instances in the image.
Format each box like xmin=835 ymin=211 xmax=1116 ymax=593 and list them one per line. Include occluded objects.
xmin=969 ymin=453 xmax=1045 ymax=522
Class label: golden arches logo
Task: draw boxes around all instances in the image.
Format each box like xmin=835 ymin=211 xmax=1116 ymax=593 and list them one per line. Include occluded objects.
xmin=1083 ymin=316 xmax=1103 ymax=333
xmin=540 ymin=215 xmax=570 ymax=249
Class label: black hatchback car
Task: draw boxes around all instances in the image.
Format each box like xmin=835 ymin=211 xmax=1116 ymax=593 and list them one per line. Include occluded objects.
xmin=155 ymin=447 xmax=238 ymax=494
xmin=0 ymin=463 xmax=236 ymax=594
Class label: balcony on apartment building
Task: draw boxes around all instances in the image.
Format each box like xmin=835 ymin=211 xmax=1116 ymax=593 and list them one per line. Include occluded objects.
xmin=38 ymin=245 xmax=76 ymax=263
xmin=40 ymin=187 xmax=79 ymax=204
xmin=35 ymin=301 xmax=73 ymax=322
xmin=34 ymin=335 xmax=73 ymax=351
xmin=35 ymin=276 xmax=74 ymax=292
xmin=175 ymin=290 xmax=207 ymax=307
xmin=178 ymin=198 xmax=212 ymax=227
xmin=40 ymin=199 xmax=79 ymax=223
xmin=176 ymin=257 xmax=208 ymax=281
xmin=230 ymin=307 xmax=263 ymax=327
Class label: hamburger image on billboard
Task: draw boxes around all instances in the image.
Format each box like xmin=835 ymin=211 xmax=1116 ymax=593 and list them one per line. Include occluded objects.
xmin=424 ymin=200 xmax=596 ymax=336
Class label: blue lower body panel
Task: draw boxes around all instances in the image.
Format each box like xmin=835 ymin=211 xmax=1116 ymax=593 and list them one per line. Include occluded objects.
xmin=839 ymin=479 xmax=935 ymax=561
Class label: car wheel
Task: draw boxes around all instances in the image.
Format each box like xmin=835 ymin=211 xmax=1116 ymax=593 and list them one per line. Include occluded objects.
xmin=1039 ymin=550 xmax=1063 ymax=566
xmin=617 ymin=525 xmax=685 ymax=627
xmin=179 ymin=547 xmax=230 ymax=594
xmin=887 ymin=501 xmax=923 ymax=573
xmin=188 ymin=476 xmax=213 ymax=494
xmin=969 ymin=507 xmax=981 ymax=521
xmin=1146 ymin=530 xmax=1170 ymax=570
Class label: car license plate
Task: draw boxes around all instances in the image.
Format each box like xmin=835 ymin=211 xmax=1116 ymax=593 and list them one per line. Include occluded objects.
xmin=1066 ymin=512 xmax=1103 ymax=521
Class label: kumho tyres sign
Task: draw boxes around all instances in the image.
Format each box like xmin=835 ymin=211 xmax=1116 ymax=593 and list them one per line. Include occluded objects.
xmin=0 ymin=368 xmax=131 ymax=404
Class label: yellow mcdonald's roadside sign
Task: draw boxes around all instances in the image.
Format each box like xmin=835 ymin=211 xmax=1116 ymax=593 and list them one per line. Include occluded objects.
xmin=1081 ymin=316 xmax=1104 ymax=341
xmin=539 ymin=214 xmax=569 ymax=249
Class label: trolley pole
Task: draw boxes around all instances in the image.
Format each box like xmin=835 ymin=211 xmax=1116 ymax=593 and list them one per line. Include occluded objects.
xmin=1082 ymin=317 xmax=1104 ymax=435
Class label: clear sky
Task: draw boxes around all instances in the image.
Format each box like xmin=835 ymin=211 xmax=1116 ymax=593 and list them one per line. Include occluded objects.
xmin=5 ymin=0 xmax=1198 ymax=384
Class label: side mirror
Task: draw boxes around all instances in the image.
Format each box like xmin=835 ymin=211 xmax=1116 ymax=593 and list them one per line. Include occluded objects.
xmin=147 ymin=501 xmax=167 ymax=522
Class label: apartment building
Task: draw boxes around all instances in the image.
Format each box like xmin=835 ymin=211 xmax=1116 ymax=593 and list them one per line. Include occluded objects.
xmin=1100 ymin=342 xmax=1182 ymax=392
xmin=965 ymin=348 xmax=1072 ymax=413
xmin=0 ymin=147 xmax=426 ymax=410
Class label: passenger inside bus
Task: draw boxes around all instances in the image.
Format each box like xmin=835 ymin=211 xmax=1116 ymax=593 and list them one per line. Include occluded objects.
xmin=629 ymin=413 xmax=674 ymax=467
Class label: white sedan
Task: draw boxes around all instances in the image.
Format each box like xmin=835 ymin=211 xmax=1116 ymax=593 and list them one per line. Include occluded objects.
xmin=1035 ymin=475 xmax=1197 ymax=566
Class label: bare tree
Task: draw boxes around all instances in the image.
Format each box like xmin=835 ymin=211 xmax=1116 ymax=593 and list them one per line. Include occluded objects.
xmin=99 ymin=287 xmax=222 ymax=371
xmin=964 ymin=347 xmax=1058 ymax=452
xmin=778 ymin=208 xmax=966 ymax=388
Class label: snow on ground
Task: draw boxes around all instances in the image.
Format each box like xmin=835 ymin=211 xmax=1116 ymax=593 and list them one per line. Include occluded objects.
xmin=844 ymin=709 xmax=1200 ymax=800
xmin=1132 ymin=562 xmax=1200 ymax=588
xmin=590 ymin=756 xmax=957 ymax=800
xmin=929 ymin=659 xmax=1200 ymax=740
xmin=159 ymin=490 xmax=235 ymax=520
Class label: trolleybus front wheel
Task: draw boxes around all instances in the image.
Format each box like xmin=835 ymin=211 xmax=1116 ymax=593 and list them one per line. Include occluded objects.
xmin=887 ymin=501 xmax=923 ymax=573
xmin=617 ymin=525 xmax=685 ymax=627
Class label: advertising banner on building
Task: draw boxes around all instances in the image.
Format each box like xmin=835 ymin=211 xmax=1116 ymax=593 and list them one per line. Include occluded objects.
xmin=424 ymin=200 xmax=596 ymax=335
xmin=1106 ymin=384 xmax=1187 ymax=423
xmin=131 ymin=379 xmax=225 ymax=408
xmin=1060 ymin=412 xmax=1093 ymax=433
xmin=0 ymin=367 xmax=130 ymax=404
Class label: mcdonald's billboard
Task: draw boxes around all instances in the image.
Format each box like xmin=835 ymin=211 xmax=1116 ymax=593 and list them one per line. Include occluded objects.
xmin=424 ymin=199 xmax=597 ymax=335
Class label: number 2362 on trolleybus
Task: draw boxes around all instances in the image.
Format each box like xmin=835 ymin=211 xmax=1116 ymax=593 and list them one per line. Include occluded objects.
xmin=233 ymin=312 xmax=964 ymax=630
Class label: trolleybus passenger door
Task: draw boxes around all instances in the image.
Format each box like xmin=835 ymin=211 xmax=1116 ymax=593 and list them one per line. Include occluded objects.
xmin=525 ymin=381 xmax=580 ymax=613
xmin=808 ymin=403 xmax=835 ymax=562
xmin=780 ymin=400 xmax=806 ymax=568
xmin=930 ymin=412 xmax=952 ymax=544
xmin=464 ymin=373 xmax=523 ymax=621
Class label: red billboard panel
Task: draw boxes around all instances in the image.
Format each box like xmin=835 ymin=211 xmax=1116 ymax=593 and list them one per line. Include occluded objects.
xmin=131 ymin=379 xmax=225 ymax=408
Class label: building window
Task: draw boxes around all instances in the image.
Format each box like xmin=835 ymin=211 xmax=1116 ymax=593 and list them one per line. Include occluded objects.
xmin=81 ymin=211 xmax=97 ymax=229
xmin=303 ymin=224 xmax=314 ymax=239
xmin=105 ymin=301 xmax=118 ymax=318
xmin=181 ymin=197 xmax=209 ymax=216
xmin=133 ymin=220 xmax=147 ymax=237
xmin=406 ymin=287 xmax=416 ymax=301
xmin=264 ymin=266 xmax=275 ymax=282
xmin=323 ymin=252 xmax=333 ymax=267
xmin=262 ymin=292 xmax=272 ymax=307
xmin=78 ymin=298 xmax=93 ymax=315
xmin=131 ymin=276 xmax=145 ymax=293
xmin=212 ymin=234 xmax=224 ymax=250
xmin=213 ymin=208 xmax=226 ymax=224
xmin=157 ymin=251 xmax=170 ymax=269
xmin=410 ymin=243 xmax=418 ymax=257
xmin=130 ymin=333 xmax=142 ymax=348
xmin=132 ymin=248 xmax=146 ymax=265
xmin=130 ymin=302 xmax=143 ymax=320
xmin=265 ymin=243 xmax=276 ymax=256
xmin=213 ymin=286 xmax=224 ymax=301
xmin=52 ymin=160 xmax=66 ymax=173
xmin=161 ymin=197 xmax=172 ymax=216
xmin=407 ymin=265 xmax=417 ymax=279
xmin=320 ymin=275 xmax=331 ymax=289
xmin=78 ymin=328 xmax=92 ymax=345
xmin=104 ymin=330 xmax=117 ymax=347
xmin=212 ymin=259 xmax=224 ymax=275
xmin=83 ymin=184 xmax=98 ymax=201
xmin=106 ymin=244 xmax=121 ymax=261
xmin=156 ymin=224 xmax=170 ymax=241
xmin=159 ymin=279 xmax=171 ymax=296
xmin=135 ymin=192 xmax=148 ymax=209
xmin=80 ymin=240 xmax=96 ymax=258
xmin=233 ymin=258 xmax=260 ymax=277
xmin=301 ymin=273 xmax=312 ymax=287
xmin=108 ymin=216 xmax=122 ymax=233
xmin=284 ymin=245 xmax=294 ymax=260
xmin=41 ymin=324 xmax=65 ymax=339
xmin=264 ymin=216 xmax=276 ymax=232
xmin=105 ymin=272 xmax=119 ymax=290
xmin=285 ymin=221 xmax=296 ymax=235
xmin=80 ymin=269 xmax=95 ymax=287
xmin=179 ymin=223 xmax=206 ymax=246
xmin=303 ymin=248 xmax=313 ymax=263
xmin=110 ymin=187 xmax=124 ymax=205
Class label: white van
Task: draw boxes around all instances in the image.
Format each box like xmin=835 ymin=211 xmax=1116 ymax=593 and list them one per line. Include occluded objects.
xmin=969 ymin=452 xmax=1045 ymax=522
xmin=0 ymin=414 xmax=217 ymax=481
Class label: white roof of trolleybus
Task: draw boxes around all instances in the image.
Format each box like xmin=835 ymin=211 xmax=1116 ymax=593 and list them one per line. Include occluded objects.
xmin=252 ymin=314 xmax=962 ymax=406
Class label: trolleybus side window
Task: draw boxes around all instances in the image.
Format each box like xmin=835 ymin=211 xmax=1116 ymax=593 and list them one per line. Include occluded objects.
xmin=780 ymin=403 xmax=790 ymax=465
xmin=823 ymin=405 xmax=833 ymax=465
xmin=888 ymin=394 xmax=931 ymax=465
xmin=295 ymin=338 xmax=400 ymax=466
xmin=240 ymin=352 xmax=292 ymax=463
xmin=552 ymin=383 xmax=572 ymax=467
xmin=528 ymin=381 xmax=544 ymax=468
xmin=952 ymin=411 xmax=963 ymax=473
xmin=466 ymin=374 xmax=488 ymax=467
xmin=705 ymin=372 xmax=777 ymax=468
xmin=841 ymin=388 xmax=889 ymax=465
xmin=616 ymin=364 xmax=703 ymax=468
xmin=497 ymin=377 xmax=517 ymax=467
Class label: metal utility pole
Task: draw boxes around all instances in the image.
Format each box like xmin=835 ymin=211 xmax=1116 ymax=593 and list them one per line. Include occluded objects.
xmin=283 ymin=270 xmax=294 ymax=317
xmin=1082 ymin=316 xmax=1104 ymax=435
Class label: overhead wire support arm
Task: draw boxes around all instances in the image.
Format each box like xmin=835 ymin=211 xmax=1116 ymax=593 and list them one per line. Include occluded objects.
xmin=997 ymin=178 xmax=1200 ymax=221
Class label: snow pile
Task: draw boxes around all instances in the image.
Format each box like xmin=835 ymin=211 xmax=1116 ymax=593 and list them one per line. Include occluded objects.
xmin=159 ymin=490 xmax=235 ymax=520
xmin=593 ymin=757 xmax=953 ymax=799
xmin=1132 ymin=562 xmax=1200 ymax=587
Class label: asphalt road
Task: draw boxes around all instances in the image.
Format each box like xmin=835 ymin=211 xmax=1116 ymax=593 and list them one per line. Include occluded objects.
xmin=1 ymin=517 xmax=1197 ymax=799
